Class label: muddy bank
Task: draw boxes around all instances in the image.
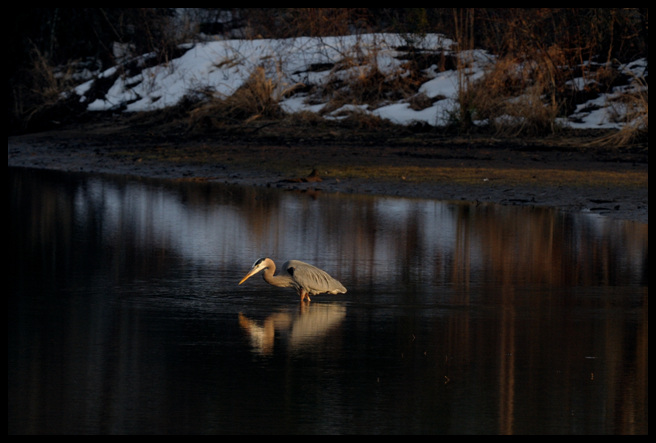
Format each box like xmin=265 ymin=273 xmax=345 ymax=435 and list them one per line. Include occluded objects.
xmin=7 ymin=121 xmax=648 ymax=224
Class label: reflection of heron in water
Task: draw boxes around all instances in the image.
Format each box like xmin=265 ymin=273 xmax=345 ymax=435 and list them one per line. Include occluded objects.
xmin=238 ymin=303 xmax=347 ymax=355
xmin=238 ymin=258 xmax=347 ymax=302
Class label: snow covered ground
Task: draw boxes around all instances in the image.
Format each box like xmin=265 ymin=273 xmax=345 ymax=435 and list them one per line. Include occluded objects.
xmin=71 ymin=33 xmax=647 ymax=130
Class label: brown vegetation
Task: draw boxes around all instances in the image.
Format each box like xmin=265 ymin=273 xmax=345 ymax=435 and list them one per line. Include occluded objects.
xmin=8 ymin=8 xmax=648 ymax=146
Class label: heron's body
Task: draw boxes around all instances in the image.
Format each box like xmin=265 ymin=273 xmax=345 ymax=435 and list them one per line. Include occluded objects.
xmin=239 ymin=258 xmax=347 ymax=302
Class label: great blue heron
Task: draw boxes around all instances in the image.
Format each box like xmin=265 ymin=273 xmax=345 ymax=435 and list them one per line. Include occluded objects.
xmin=238 ymin=257 xmax=347 ymax=302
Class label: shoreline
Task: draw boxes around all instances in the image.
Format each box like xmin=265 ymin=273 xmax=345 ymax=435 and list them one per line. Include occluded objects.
xmin=8 ymin=124 xmax=648 ymax=224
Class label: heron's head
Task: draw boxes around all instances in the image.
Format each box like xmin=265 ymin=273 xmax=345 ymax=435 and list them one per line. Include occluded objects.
xmin=238 ymin=258 xmax=271 ymax=285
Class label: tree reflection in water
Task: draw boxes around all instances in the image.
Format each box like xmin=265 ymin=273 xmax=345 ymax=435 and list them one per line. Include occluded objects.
xmin=9 ymin=168 xmax=648 ymax=434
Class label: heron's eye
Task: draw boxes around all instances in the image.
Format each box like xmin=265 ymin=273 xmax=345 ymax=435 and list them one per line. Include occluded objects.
xmin=287 ymin=267 xmax=295 ymax=276
xmin=253 ymin=258 xmax=264 ymax=267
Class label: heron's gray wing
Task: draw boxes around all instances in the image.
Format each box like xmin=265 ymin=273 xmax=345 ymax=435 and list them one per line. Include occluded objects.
xmin=283 ymin=260 xmax=347 ymax=295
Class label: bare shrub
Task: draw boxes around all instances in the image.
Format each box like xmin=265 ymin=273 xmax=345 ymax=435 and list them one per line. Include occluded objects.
xmin=244 ymin=8 xmax=367 ymax=38
xmin=11 ymin=46 xmax=84 ymax=131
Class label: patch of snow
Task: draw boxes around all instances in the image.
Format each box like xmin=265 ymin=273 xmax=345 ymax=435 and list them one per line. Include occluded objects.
xmin=71 ymin=33 xmax=646 ymax=130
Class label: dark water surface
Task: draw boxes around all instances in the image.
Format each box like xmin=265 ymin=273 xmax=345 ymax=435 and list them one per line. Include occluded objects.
xmin=9 ymin=167 xmax=647 ymax=435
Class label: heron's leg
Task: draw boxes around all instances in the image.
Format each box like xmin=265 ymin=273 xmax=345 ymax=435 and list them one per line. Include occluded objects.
xmin=300 ymin=290 xmax=311 ymax=302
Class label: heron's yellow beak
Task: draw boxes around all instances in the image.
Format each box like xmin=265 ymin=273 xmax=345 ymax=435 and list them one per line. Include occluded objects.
xmin=239 ymin=269 xmax=257 ymax=285
xmin=239 ymin=259 xmax=268 ymax=285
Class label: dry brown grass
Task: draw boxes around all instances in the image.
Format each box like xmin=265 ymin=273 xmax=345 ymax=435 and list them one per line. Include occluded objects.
xmin=318 ymin=46 xmax=428 ymax=114
xmin=13 ymin=47 xmax=79 ymax=129
xmin=188 ymin=65 xmax=302 ymax=129
xmin=593 ymin=75 xmax=648 ymax=147
xmin=184 ymin=31 xmax=645 ymax=146
xmin=455 ymin=53 xmax=563 ymax=136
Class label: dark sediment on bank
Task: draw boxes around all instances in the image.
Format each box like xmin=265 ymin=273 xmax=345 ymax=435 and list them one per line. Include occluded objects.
xmin=8 ymin=119 xmax=648 ymax=224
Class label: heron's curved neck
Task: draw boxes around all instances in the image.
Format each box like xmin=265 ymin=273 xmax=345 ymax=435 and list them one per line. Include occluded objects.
xmin=262 ymin=265 xmax=294 ymax=288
